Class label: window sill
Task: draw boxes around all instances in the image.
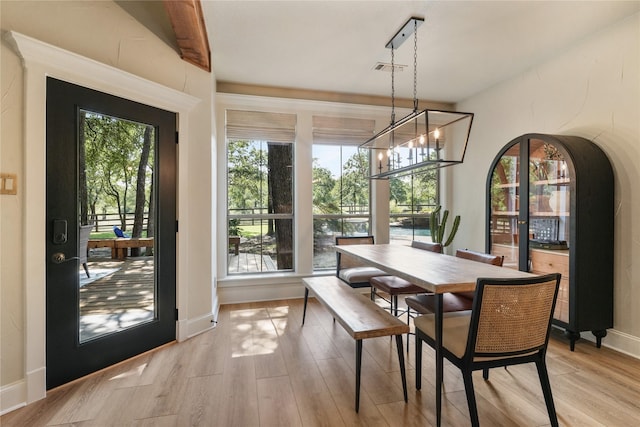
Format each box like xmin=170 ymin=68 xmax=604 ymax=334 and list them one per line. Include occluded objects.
xmin=217 ymin=270 xmax=334 ymax=287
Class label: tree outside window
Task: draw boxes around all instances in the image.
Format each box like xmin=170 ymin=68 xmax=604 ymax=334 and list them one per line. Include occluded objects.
xmin=227 ymin=139 xmax=294 ymax=274
xmin=312 ymin=144 xmax=370 ymax=270
xmin=389 ymin=170 xmax=438 ymax=244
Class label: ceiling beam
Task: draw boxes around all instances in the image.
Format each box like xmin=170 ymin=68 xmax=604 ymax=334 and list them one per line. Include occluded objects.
xmin=163 ymin=0 xmax=211 ymax=72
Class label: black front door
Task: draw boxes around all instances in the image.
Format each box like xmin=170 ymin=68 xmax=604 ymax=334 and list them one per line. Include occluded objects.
xmin=46 ymin=77 xmax=176 ymax=389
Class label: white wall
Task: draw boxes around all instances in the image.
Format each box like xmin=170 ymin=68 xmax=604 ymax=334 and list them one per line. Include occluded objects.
xmin=1 ymin=0 xmax=215 ymax=412
xmin=452 ymin=13 xmax=640 ymax=356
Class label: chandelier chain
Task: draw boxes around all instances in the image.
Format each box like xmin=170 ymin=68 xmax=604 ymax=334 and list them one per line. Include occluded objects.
xmin=391 ymin=45 xmax=396 ymax=125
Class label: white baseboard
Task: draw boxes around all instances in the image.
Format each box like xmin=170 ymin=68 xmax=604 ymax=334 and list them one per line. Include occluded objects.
xmin=212 ymin=291 xmax=221 ymax=323
xmin=551 ymin=325 xmax=640 ymax=359
xmin=0 ymin=366 xmax=44 ymax=415
xmin=598 ymin=328 xmax=640 ymax=359
xmin=217 ymin=278 xmax=306 ymax=304
xmin=26 ymin=367 xmax=46 ymax=405
xmin=0 ymin=380 xmax=26 ymax=416
xmin=177 ymin=312 xmax=216 ymax=342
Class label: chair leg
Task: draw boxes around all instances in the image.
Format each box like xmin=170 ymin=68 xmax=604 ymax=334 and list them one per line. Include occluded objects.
xmin=392 ymin=294 xmax=398 ymax=316
xmin=406 ymin=307 xmax=411 ymax=352
xmin=482 ymin=368 xmax=489 ymax=380
xmin=83 ymin=263 xmax=90 ymax=278
xmin=415 ymin=333 xmax=422 ymax=390
xmin=302 ymin=288 xmax=309 ymax=325
xmin=462 ymin=370 xmax=480 ymax=427
xmin=536 ymin=359 xmax=559 ymax=427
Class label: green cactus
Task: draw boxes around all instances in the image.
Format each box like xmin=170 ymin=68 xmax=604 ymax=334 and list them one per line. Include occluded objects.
xmin=429 ymin=205 xmax=460 ymax=247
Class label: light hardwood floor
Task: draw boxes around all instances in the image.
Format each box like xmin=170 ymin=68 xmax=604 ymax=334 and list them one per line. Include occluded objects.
xmin=2 ymin=298 xmax=640 ymax=426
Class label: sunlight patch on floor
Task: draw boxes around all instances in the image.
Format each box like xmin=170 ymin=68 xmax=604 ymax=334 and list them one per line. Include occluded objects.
xmin=231 ymin=306 xmax=289 ymax=358
xmin=109 ymin=363 xmax=147 ymax=381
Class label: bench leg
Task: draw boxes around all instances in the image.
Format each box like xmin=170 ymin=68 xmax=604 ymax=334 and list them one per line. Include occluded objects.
xmin=415 ymin=333 xmax=422 ymax=390
xmin=395 ymin=335 xmax=408 ymax=403
xmin=355 ymin=339 xmax=362 ymax=413
xmin=302 ymin=288 xmax=309 ymax=325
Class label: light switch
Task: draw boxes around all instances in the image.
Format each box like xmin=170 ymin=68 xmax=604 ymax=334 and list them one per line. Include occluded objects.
xmin=0 ymin=173 xmax=18 ymax=195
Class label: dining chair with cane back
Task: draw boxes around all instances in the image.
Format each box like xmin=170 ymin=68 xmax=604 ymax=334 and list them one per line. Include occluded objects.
xmin=414 ymin=273 xmax=561 ymax=427
xmin=335 ymin=236 xmax=387 ymax=289
xmin=405 ymin=249 xmax=504 ymax=315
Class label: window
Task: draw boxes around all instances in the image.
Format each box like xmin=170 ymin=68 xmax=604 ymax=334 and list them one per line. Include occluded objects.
xmin=226 ymin=110 xmax=295 ymax=274
xmin=389 ymin=170 xmax=439 ymax=244
xmin=312 ymin=116 xmax=375 ymax=270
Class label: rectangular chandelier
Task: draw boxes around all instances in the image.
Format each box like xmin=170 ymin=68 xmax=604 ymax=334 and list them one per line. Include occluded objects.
xmin=359 ymin=16 xmax=474 ymax=179
xmin=361 ymin=108 xmax=474 ymax=179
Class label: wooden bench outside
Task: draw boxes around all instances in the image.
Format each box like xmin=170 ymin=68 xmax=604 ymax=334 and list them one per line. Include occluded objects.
xmin=87 ymin=239 xmax=115 ymax=250
xmin=302 ymin=276 xmax=409 ymax=412
xmin=88 ymin=238 xmax=153 ymax=260
xmin=114 ymin=237 xmax=154 ymax=260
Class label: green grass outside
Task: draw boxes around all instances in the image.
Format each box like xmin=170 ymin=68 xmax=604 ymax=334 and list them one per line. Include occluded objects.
xmin=237 ymin=224 xmax=264 ymax=237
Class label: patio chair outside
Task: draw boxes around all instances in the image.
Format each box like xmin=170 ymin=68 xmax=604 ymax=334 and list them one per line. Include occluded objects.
xmin=79 ymin=224 xmax=93 ymax=278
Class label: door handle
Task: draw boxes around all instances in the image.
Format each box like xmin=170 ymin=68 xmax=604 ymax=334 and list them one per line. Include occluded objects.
xmin=52 ymin=252 xmax=79 ymax=264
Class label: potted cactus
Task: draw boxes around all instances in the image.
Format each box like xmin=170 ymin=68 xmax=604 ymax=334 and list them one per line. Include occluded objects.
xmin=430 ymin=205 xmax=460 ymax=247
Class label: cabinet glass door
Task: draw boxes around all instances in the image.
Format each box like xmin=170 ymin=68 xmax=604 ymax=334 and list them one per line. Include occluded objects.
xmin=488 ymin=142 xmax=521 ymax=269
xmin=528 ymin=139 xmax=571 ymax=245
xmin=528 ymin=138 xmax=571 ymax=323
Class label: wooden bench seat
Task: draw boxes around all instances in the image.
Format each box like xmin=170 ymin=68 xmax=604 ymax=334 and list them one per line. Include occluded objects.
xmin=87 ymin=239 xmax=115 ymax=249
xmin=114 ymin=237 xmax=153 ymax=260
xmin=88 ymin=237 xmax=153 ymax=260
xmin=302 ymin=276 xmax=409 ymax=412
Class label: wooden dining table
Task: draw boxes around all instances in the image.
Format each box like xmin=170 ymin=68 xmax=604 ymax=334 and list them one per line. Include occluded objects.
xmin=335 ymin=243 xmax=533 ymax=426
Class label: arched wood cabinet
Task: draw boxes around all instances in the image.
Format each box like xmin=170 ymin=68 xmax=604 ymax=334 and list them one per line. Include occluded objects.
xmin=486 ymin=133 xmax=613 ymax=350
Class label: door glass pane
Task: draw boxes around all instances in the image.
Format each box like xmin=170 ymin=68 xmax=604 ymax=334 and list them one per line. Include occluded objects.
xmin=489 ymin=142 xmax=520 ymax=269
xmin=79 ymin=110 xmax=156 ymax=342
xmin=528 ymin=139 xmax=571 ymax=246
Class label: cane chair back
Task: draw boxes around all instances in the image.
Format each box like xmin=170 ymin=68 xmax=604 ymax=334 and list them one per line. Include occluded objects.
xmin=414 ymin=273 xmax=561 ymax=426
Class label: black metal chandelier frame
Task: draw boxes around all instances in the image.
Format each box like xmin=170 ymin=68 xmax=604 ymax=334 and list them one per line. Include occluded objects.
xmin=361 ymin=17 xmax=474 ymax=179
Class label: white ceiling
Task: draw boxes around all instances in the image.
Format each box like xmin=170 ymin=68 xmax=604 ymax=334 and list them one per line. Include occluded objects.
xmin=203 ymin=0 xmax=639 ymax=104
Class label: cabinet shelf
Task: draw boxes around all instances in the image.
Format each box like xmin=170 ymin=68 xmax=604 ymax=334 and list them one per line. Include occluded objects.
xmin=533 ymin=177 xmax=570 ymax=186
xmin=491 ymin=211 xmax=570 ymax=217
